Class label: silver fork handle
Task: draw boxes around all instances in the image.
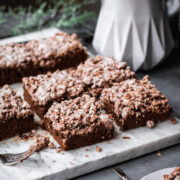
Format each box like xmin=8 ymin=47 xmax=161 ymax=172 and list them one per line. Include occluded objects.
xmin=113 ymin=168 xmax=130 ymax=180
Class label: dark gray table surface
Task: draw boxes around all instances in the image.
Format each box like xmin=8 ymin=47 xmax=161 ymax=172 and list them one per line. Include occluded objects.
xmin=74 ymin=45 xmax=180 ymax=180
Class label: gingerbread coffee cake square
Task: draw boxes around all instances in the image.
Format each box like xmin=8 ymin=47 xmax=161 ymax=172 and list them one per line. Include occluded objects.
xmin=100 ymin=76 xmax=171 ymax=130
xmin=44 ymin=94 xmax=114 ymax=150
xmin=0 ymin=85 xmax=35 ymax=140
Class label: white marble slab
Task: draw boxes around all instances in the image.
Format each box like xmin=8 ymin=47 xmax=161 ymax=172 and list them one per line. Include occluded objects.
xmin=0 ymin=29 xmax=180 ymax=180
xmin=0 ymin=28 xmax=60 ymax=45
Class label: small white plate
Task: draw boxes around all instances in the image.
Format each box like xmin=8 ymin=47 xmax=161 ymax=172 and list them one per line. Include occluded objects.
xmin=141 ymin=167 xmax=177 ymax=180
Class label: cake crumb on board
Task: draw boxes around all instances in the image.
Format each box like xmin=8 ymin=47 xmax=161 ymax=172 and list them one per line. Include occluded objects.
xmin=122 ymin=136 xmax=131 ymax=140
xmin=85 ymin=154 xmax=89 ymax=158
xmin=146 ymin=120 xmax=155 ymax=129
xmin=168 ymin=118 xmax=177 ymax=124
xmin=96 ymin=146 xmax=102 ymax=152
xmin=156 ymin=151 xmax=162 ymax=157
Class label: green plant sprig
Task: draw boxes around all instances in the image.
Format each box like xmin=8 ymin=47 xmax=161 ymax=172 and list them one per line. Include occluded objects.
xmin=0 ymin=0 xmax=98 ymax=38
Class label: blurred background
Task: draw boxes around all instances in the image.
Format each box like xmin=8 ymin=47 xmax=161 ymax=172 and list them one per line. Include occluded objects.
xmin=0 ymin=0 xmax=179 ymax=47
xmin=0 ymin=0 xmax=100 ymax=39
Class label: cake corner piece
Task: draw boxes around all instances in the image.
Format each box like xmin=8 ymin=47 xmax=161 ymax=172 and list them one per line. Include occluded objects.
xmin=43 ymin=94 xmax=115 ymax=150
xmin=0 ymin=85 xmax=35 ymax=140
xmin=100 ymin=75 xmax=171 ymax=131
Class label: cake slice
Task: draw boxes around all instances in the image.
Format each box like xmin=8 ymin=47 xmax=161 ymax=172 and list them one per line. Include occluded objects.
xmin=100 ymin=76 xmax=171 ymax=130
xmin=0 ymin=43 xmax=32 ymax=86
xmin=23 ymin=70 xmax=85 ymax=118
xmin=43 ymin=94 xmax=115 ymax=150
xmin=69 ymin=56 xmax=136 ymax=97
xmin=0 ymin=32 xmax=88 ymax=86
xmin=0 ymin=85 xmax=35 ymax=140
xmin=25 ymin=33 xmax=88 ymax=71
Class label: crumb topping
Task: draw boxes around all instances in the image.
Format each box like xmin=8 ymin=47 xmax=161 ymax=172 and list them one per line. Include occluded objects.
xmin=101 ymin=76 xmax=171 ymax=120
xmin=0 ymin=32 xmax=87 ymax=69
xmin=0 ymin=44 xmax=32 ymax=69
xmin=0 ymin=85 xmax=33 ymax=122
xmin=22 ymin=56 xmax=135 ymax=107
xmin=45 ymin=94 xmax=114 ymax=137
xmin=71 ymin=56 xmax=135 ymax=95
xmin=23 ymin=70 xmax=85 ymax=106
xmin=26 ymin=33 xmax=84 ymax=60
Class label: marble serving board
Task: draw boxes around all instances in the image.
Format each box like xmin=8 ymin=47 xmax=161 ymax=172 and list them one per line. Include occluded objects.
xmin=0 ymin=28 xmax=180 ymax=180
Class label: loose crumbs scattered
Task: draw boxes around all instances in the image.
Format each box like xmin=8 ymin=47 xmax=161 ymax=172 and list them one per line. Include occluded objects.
xmin=56 ymin=147 xmax=62 ymax=153
xmin=85 ymin=154 xmax=89 ymax=158
xmin=96 ymin=146 xmax=102 ymax=152
xmin=48 ymin=142 xmax=56 ymax=149
xmin=156 ymin=151 xmax=162 ymax=157
xmin=146 ymin=120 xmax=155 ymax=129
xmin=168 ymin=118 xmax=177 ymax=125
xmin=122 ymin=137 xmax=131 ymax=140
xmin=30 ymin=136 xmax=50 ymax=152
